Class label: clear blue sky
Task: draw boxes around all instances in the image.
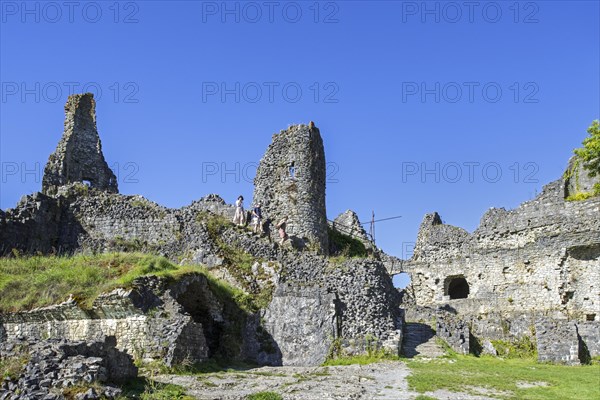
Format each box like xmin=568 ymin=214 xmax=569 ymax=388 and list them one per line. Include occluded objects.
xmin=1 ymin=1 xmax=599 ymax=287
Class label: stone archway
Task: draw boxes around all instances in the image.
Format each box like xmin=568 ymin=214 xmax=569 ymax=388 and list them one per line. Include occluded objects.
xmin=445 ymin=276 xmax=469 ymax=299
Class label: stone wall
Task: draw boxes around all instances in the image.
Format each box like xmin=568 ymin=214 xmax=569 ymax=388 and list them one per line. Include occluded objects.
xmin=42 ymin=93 xmax=118 ymax=196
xmin=0 ymin=185 xmax=229 ymax=262
xmin=435 ymin=310 xmax=469 ymax=355
xmin=0 ymin=274 xmax=286 ymax=367
xmin=535 ymin=318 xmax=580 ymax=365
xmin=401 ymin=166 xmax=600 ymax=318
xmin=402 ymin=305 xmax=599 ymax=364
xmin=565 ymin=155 xmax=599 ymax=197
xmin=0 ymin=276 xmax=210 ymax=366
xmin=262 ymin=284 xmax=335 ymax=366
xmin=253 ymin=124 xmax=329 ymax=254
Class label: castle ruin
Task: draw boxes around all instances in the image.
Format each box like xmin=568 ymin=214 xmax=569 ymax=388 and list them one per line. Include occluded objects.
xmin=0 ymin=93 xmax=598 ymax=374
xmin=42 ymin=93 xmax=118 ymax=196
xmin=253 ymin=123 xmax=329 ymax=254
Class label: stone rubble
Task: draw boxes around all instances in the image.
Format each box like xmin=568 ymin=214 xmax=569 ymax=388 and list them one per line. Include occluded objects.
xmin=0 ymin=336 xmax=136 ymax=400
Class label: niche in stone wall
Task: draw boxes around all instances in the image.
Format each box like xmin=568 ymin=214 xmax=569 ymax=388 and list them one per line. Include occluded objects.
xmin=444 ymin=275 xmax=470 ymax=300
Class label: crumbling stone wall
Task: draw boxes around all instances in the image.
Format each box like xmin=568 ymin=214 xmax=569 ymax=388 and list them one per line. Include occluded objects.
xmin=435 ymin=310 xmax=469 ymax=355
xmin=402 ymin=170 xmax=600 ymax=318
xmin=0 ymin=192 xmax=65 ymax=254
xmin=331 ymin=210 xmax=376 ymax=253
xmin=0 ymin=275 xmax=211 ymax=366
xmin=42 ymin=93 xmax=118 ymax=196
xmin=253 ymin=124 xmax=329 ymax=254
xmin=576 ymin=321 xmax=600 ymax=358
xmin=0 ymin=185 xmax=233 ymax=262
xmin=2 ymin=96 xmax=404 ymax=367
xmin=398 ymin=160 xmax=599 ymax=363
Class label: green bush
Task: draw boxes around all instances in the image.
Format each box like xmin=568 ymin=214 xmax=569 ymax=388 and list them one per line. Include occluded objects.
xmin=574 ymin=120 xmax=600 ymax=177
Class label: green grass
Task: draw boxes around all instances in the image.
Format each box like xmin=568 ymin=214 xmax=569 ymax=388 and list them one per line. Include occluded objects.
xmin=323 ymin=353 xmax=400 ymax=366
xmin=406 ymin=354 xmax=600 ymax=399
xmin=196 ymin=211 xmax=275 ymax=311
xmin=0 ymin=252 xmax=252 ymax=313
xmin=118 ymin=378 xmax=194 ymax=400
xmin=246 ymin=391 xmax=283 ymax=400
xmin=328 ymin=227 xmax=368 ymax=258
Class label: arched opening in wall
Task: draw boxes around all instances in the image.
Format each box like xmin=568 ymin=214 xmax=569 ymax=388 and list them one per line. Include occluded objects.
xmin=393 ymin=272 xmax=413 ymax=304
xmin=445 ymin=276 xmax=469 ymax=299
xmin=289 ymin=162 xmax=296 ymax=179
xmin=82 ymin=179 xmax=92 ymax=187
xmin=393 ymin=272 xmax=411 ymax=289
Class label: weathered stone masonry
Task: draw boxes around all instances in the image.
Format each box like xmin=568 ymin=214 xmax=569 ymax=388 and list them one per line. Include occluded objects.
xmin=1 ymin=94 xmax=404 ymax=368
xmin=253 ymin=124 xmax=329 ymax=254
xmin=42 ymin=93 xmax=118 ymax=196
xmin=398 ymin=159 xmax=600 ymax=363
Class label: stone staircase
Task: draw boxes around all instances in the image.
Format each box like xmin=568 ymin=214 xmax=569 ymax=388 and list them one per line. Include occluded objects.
xmin=401 ymin=322 xmax=445 ymax=358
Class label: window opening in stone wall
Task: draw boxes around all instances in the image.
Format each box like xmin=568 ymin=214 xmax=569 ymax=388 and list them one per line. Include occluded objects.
xmin=289 ymin=162 xmax=296 ymax=179
xmin=445 ymin=276 xmax=470 ymax=299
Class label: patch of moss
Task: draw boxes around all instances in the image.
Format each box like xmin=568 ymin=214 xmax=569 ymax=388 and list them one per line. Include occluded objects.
xmin=566 ymin=191 xmax=595 ymax=202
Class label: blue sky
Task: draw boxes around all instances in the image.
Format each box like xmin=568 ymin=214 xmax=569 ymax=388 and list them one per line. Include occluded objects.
xmin=1 ymin=1 xmax=599 ymax=287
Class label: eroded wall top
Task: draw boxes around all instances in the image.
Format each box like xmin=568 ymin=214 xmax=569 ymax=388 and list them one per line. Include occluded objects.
xmin=42 ymin=93 xmax=118 ymax=196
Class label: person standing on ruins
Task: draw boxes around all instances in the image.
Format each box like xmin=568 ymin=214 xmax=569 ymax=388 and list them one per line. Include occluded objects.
xmin=252 ymin=203 xmax=263 ymax=234
xmin=233 ymin=195 xmax=245 ymax=226
xmin=276 ymin=216 xmax=289 ymax=244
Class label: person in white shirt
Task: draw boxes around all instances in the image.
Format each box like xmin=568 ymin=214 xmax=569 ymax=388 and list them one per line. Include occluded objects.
xmin=233 ymin=195 xmax=245 ymax=226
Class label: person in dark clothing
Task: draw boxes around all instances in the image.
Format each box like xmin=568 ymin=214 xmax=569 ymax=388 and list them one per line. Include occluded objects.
xmin=252 ymin=203 xmax=263 ymax=234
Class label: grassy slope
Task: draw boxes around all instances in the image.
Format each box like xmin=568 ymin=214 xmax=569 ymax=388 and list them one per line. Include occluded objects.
xmin=0 ymin=253 xmax=249 ymax=313
xmin=406 ymin=354 xmax=600 ymax=400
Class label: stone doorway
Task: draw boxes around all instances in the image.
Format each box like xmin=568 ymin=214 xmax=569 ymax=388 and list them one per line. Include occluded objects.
xmin=445 ymin=276 xmax=469 ymax=299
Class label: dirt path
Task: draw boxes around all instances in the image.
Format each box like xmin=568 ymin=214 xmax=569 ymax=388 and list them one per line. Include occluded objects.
xmin=153 ymin=361 xmax=498 ymax=400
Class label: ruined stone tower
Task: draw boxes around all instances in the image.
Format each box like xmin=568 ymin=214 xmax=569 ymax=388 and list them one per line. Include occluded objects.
xmin=42 ymin=93 xmax=118 ymax=196
xmin=253 ymin=123 xmax=328 ymax=254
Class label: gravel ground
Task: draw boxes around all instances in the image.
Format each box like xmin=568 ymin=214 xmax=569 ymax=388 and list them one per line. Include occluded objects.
xmin=153 ymin=361 xmax=500 ymax=400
